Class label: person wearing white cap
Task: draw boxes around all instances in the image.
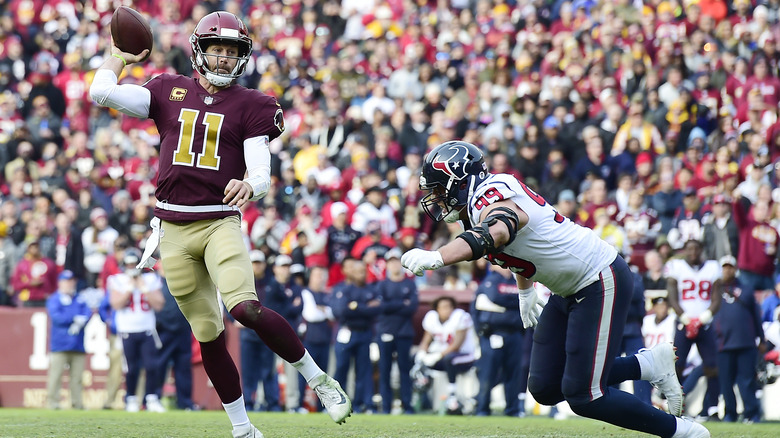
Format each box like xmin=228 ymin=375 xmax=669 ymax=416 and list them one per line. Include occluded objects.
xmin=712 ymin=255 xmax=764 ymax=423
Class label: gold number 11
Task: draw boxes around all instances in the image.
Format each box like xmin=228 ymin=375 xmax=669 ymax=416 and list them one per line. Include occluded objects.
xmin=173 ymin=108 xmax=224 ymax=170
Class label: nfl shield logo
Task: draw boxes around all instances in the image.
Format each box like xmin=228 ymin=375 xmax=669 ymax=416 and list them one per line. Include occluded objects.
xmin=204 ymin=96 xmax=214 ymax=105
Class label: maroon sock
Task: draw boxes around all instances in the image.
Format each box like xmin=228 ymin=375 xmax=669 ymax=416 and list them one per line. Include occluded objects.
xmin=199 ymin=332 xmax=242 ymax=404
xmin=230 ymin=300 xmax=305 ymax=363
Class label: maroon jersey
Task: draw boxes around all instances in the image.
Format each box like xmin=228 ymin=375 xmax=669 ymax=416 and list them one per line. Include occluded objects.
xmin=144 ymin=74 xmax=284 ymax=221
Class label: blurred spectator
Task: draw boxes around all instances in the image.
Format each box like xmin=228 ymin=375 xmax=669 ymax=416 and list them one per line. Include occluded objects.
xmin=108 ymin=190 xmax=133 ymax=241
xmin=702 ymin=194 xmax=739 ymax=262
xmin=667 ymin=188 xmax=707 ymax=250
xmin=45 ymin=270 xmax=91 ymax=410
xmin=472 ymin=265 xmax=524 ymax=417
xmin=26 ymin=95 xmax=63 ymax=148
xmin=331 ymin=258 xmax=382 ymax=414
xmin=612 ymin=97 xmax=666 ymax=157
xmin=714 ymin=256 xmax=764 ymax=423
xmin=351 ymin=187 xmax=398 ymax=236
xmin=98 ymin=288 xmax=122 ymax=410
xmin=617 ymin=189 xmax=661 ymax=271
xmin=52 ymin=211 xmax=85 ymax=283
xmin=81 ymin=207 xmax=118 ymax=287
xmin=731 ymin=192 xmax=778 ymax=293
xmin=539 ymin=148 xmax=577 ymax=204
xmin=350 ymin=220 xmax=395 ymax=283
xmin=375 ymin=249 xmax=418 ymax=414
xmin=298 ymin=266 xmax=335 ymax=412
xmin=642 ymin=250 xmax=668 ymax=292
xmin=11 ymin=240 xmax=57 ymax=307
xmin=250 ymin=204 xmax=288 ymax=255
xmin=271 ymin=255 xmax=305 ymax=412
xmin=153 ymin=265 xmax=196 ymax=411
xmin=325 ymin=202 xmax=360 ymax=288
xmin=553 ymin=189 xmax=578 ymax=222
xmin=579 ymin=178 xmax=618 ymax=229
xmin=649 ymin=170 xmax=684 ymax=233
xmin=572 ymin=126 xmax=619 ymax=190
xmin=0 ymin=222 xmax=18 ymax=306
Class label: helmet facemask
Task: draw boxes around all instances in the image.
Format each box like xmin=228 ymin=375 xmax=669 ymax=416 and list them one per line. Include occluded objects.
xmin=191 ymin=36 xmax=251 ymax=87
xmin=420 ymin=177 xmax=466 ymax=223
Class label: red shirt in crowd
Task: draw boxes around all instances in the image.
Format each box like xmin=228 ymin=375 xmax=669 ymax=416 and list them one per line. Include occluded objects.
xmin=732 ymin=198 xmax=779 ymax=277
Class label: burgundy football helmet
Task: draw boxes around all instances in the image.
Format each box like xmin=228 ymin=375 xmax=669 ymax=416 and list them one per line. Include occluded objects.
xmin=190 ymin=11 xmax=252 ymax=87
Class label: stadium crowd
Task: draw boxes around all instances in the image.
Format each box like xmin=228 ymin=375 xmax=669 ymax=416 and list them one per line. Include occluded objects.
xmin=2 ymin=0 xmax=780 ymax=420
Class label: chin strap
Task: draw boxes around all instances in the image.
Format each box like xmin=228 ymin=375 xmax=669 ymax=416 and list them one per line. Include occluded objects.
xmin=204 ymin=71 xmax=233 ymax=87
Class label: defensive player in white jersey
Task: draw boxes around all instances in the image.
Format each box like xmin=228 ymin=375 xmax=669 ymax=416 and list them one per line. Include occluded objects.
xmin=665 ymin=239 xmax=723 ymax=418
xmin=643 ymin=296 xmax=676 ymax=350
xmin=417 ymin=295 xmax=477 ymax=413
xmin=402 ymin=142 xmax=709 ymax=438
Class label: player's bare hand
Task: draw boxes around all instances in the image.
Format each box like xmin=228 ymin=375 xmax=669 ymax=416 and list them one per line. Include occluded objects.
xmin=110 ymin=43 xmax=149 ymax=65
xmin=223 ymin=179 xmax=253 ymax=208
xmin=401 ymin=248 xmax=444 ymax=276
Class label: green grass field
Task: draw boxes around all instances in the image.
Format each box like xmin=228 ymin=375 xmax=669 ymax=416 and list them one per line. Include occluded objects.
xmin=0 ymin=409 xmax=778 ymax=438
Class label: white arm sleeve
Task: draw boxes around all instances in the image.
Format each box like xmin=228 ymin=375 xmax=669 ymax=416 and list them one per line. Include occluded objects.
xmin=243 ymin=135 xmax=272 ymax=201
xmin=89 ymin=69 xmax=151 ymax=119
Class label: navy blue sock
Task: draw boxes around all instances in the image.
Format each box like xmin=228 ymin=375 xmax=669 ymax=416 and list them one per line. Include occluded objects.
xmin=570 ymin=387 xmax=677 ymax=437
xmin=607 ymin=355 xmax=641 ymax=386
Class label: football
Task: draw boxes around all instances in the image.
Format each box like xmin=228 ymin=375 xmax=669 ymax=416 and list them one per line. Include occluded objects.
xmin=110 ymin=6 xmax=153 ymax=61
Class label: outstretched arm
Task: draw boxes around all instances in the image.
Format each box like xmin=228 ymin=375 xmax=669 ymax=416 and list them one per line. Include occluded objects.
xmin=402 ymin=200 xmax=527 ymax=275
xmin=89 ymin=44 xmax=151 ymax=118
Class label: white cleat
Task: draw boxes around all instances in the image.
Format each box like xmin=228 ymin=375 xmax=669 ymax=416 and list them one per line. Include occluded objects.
xmin=232 ymin=424 xmax=264 ymax=438
xmin=672 ymin=417 xmax=711 ymax=438
xmin=125 ymin=395 xmax=140 ymax=413
xmin=311 ymin=374 xmax=352 ymax=424
xmin=145 ymin=394 xmax=166 ymax=413
xmin=639 ymin=342 xmax=683 ymax=416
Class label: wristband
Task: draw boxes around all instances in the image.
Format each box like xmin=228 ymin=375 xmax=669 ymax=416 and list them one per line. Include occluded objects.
xmin=112 ymin=53 xmax=127 ymax=67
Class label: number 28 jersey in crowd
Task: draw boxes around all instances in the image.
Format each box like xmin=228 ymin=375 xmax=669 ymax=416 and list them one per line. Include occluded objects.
xmin=663 ymin=259 xmax=721 ymax=317
xmin=143 ymin=74 xmax=284 ymax=222
xmin=466 ymin=174 xmax=617 ymax=297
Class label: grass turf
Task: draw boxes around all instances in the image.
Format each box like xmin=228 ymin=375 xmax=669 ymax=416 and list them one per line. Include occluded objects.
xmin=0 ymin=409 xmax=778 ymax=437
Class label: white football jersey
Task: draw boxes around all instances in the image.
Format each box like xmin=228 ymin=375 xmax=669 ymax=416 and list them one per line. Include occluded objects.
xmin=663 ymin=259 xmax=720 ymax=317
xmin=642 ymin=313 xmax=675 ymax=349
xmin=422 ymin=307 xmax=476 ymax=359
xmin=467 ymin=174 xmax=618 ymax=297
xmin=109 ymin=272 xmax=161 ymax=334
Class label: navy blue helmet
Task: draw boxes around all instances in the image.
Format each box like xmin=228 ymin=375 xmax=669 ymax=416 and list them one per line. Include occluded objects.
xmin=420 ymin=141 xmax=488 ymax=222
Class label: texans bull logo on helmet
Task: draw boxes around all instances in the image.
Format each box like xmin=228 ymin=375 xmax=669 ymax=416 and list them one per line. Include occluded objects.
xmin=431 ymin=143 xmax=471 ymax=181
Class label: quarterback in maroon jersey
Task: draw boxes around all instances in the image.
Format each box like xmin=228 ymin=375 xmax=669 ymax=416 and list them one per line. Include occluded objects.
xmin=90 ymin=11 xmax=350 ymax=437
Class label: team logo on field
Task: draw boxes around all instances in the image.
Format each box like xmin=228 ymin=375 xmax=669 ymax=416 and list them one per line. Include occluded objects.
xmin=274 ymin=108 xmax=285 ymax=133
xmin=169 ymin=87 xmax=187 ymax=101
xmin=432 ymin=144 xmax=470 ymax=180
